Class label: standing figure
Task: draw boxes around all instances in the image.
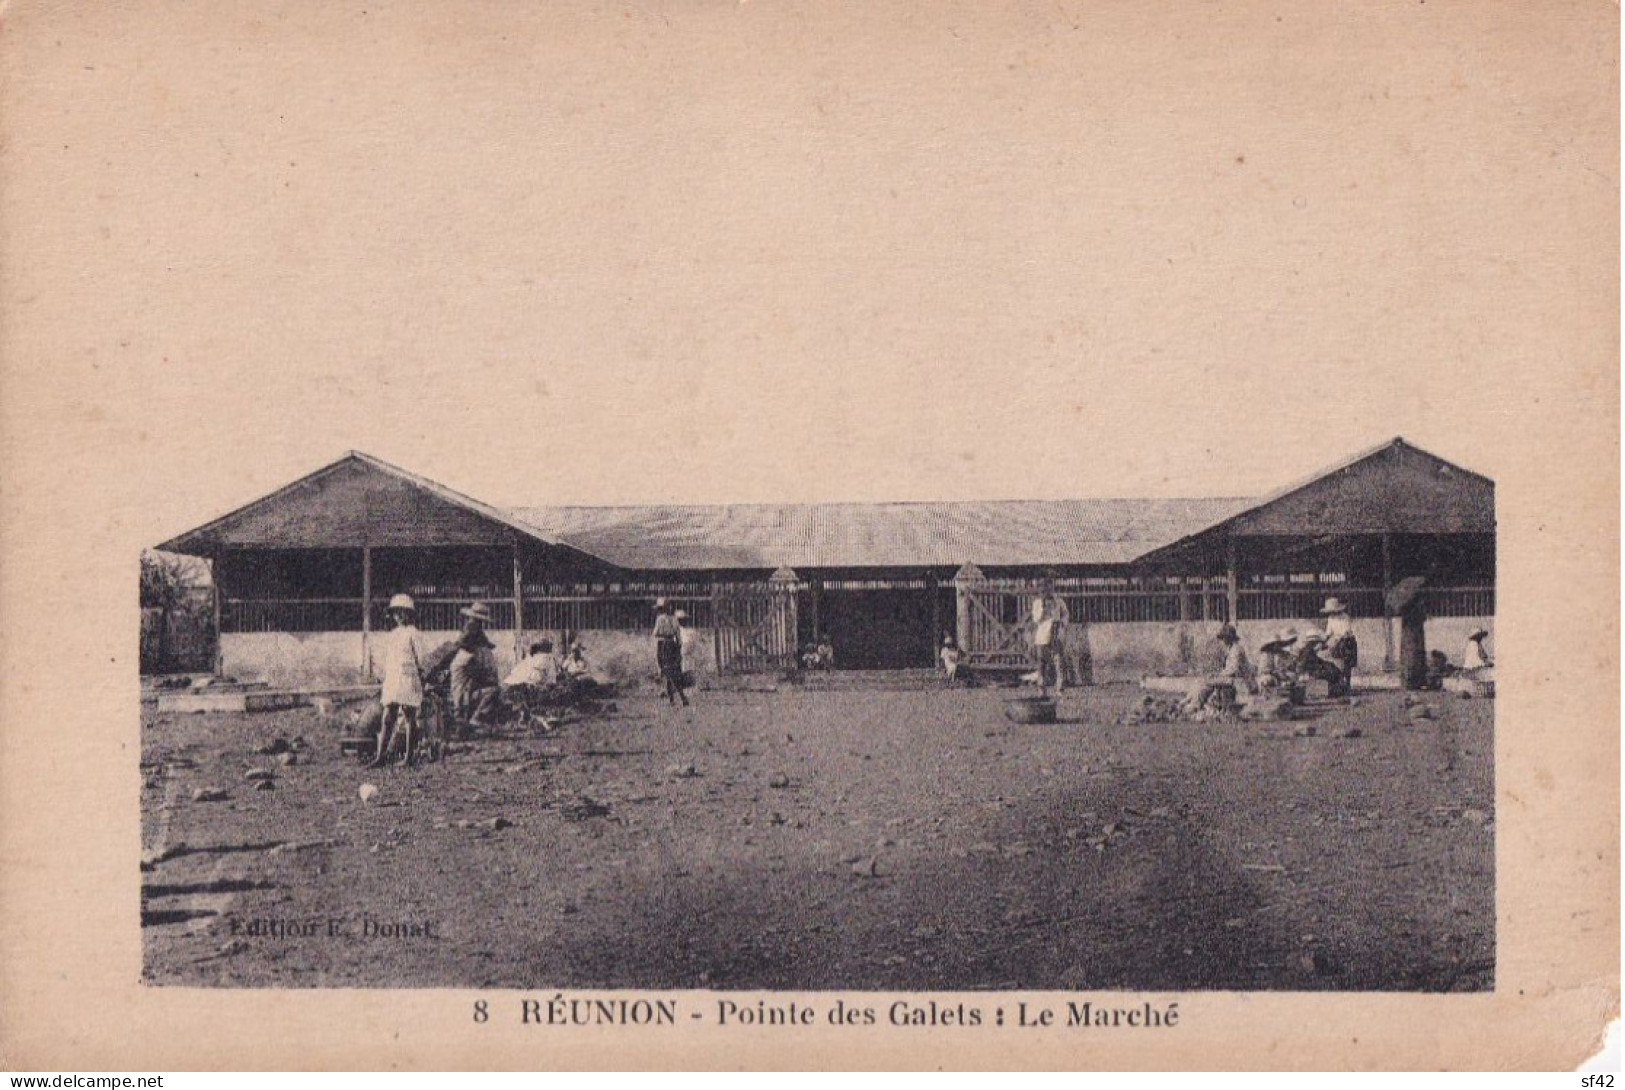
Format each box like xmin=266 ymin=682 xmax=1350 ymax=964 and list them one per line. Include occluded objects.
xmin=370 ymin=594 xmax=426 ymax=768
xmin=676 ymin=609 xmax=702 ymax=691
xmin=653 ymin=598 xmax=689 ymax=706
xmin=1387 ymin=577 xmax=1430 ymax=692
xmin=1030 ymin=597 xmax=1062 ymax=695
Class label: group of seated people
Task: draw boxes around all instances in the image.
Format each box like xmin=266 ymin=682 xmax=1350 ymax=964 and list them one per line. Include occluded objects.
xmin=498 ymin=638 xmax=606 ymax=725
xmin=423 ymin=604 xmax=608 ymax=735
xmin=800 ymin=633 xmax=836 ymax=672
xmin=1185 ymin=601 xmax=1495 ymax=713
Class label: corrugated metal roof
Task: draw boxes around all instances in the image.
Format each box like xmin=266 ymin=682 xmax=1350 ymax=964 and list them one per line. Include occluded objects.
xmin=508 ymin=498 xmax=1254 ymax=571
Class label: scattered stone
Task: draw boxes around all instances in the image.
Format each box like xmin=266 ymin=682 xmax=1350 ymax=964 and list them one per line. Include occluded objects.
xmin=141 ymin=842 xmax=189 ymax=868
xmin=191 ymin=787 xmax=227 ymax=803
xmin=769 ymin=812 xmax=787 ymax=826
xmin=1408 ymin=704 xmax=1435 ymax=720
xmin=561 ymin=902 xmax=580 ymax=916
xmin=1461 ymin=808 xmax=1491 ymax=827
xmin=560 ymin=796 xmax=612 ymax=822
xmin=217 ymin=939 xmax=248 ymax=957
xmin=358 ymin=783 xmax=380 ymax=803
xmin=244 ymin=768 xmax=275 ymax=782
xmin=1293 ymin=725 xmax=1317 ymax=738
xmin=1340 ymin=727 xmax=1363 ymax=739
xmin=253 ymin=738 xmax=290 ymax=755
xmin=480 ymin=817 xmax=513 ymax=831
xmin=768 ymin=773 xmax=791 ymax=789
xmin=666 ymin=763 xmax=699 ymax=779
xmin=276 ymin=751 xmax=298 ymax=766
xmin=1240 ymin=697 xmax=1294 ymax=722
xmin=850 ymin=857 xmax=881 ymax=878
xmin=1300 ymin=951 xmax=1341 ymax=976
xmin=310 ymin=697 xmax=336 ymax=719
xmin=254 ymin=779 xmax=276 ymax=791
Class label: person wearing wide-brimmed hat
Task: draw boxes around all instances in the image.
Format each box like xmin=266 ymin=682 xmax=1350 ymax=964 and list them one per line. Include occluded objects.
xmin=1257 ymin=629 xmax=1298 ymax=691
xmin=1317 ymin=596 xmax=1358 ymax=695
xmin=369 ymin=594 xmax=428 ymax=768
xmin=1291 ymin=628 xmax=1349 ymax=699
xmin=1463 ymin=628 xmax=1493 ymax=675
xmin=1184 ymin=623 xmax=1254 ymax=713
xmin=449 ymin=602 xmax=500 ymax=734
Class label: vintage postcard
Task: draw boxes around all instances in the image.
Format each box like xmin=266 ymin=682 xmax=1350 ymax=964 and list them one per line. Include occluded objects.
xmin=0 ymin=0 xmax=1617 ymax=1071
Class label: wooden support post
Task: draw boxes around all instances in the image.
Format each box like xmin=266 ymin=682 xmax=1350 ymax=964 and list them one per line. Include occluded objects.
xmin=711 ymin=581 xmax=723 ymax=676
xmin=1225 ymin=538 xmax=1239 ymax=625
xmin=1381 ymin=531 xmax=1394 ymax=672
xmin=952 ymin=564 xmax=984 ymax=655
xmin=512 ymin=538 xmax=525 ymax=664
xmin=928 ymin=573 xmax=941 ymax=666
xmin=211 ymin=550 xmax=224 ymax=677
xmin=360 ymin=544 xmax=373 ymax=679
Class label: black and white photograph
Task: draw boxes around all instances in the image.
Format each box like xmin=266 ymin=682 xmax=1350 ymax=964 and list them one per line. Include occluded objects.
xmin=1 ymin=0 xmax=1616 ymax=1072
xmin=141 ymin=439 xmax=1496 ymax=994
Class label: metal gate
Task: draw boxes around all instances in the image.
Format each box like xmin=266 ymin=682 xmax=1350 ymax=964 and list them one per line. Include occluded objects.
xmin=712 ymin=569 xmax=801 ymax=674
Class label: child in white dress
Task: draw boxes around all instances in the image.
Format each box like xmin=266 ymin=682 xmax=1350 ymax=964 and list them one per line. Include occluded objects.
xmin=370 ymin=594 xmax=427 ymax=767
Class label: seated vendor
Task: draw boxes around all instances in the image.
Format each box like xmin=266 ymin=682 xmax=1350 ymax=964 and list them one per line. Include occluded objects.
xmin=1318 ymin=596 xmax=1359 ymax=692
xmin=1257 ymin=630 xmax=1298 ymax=691
xmin=940 ymin=635 xmax=963 ymax=684
xmin=560 ymin=641 xmax=605 ymax=695
xmin=450 ymin=602 xmax=501 ymax=733
xmin=1426 ymin=649 xmax=1455 ymax=690
xmin=1462 ymin=628 xmax=1494 ymax=678
xmin=1291 ymin=631 xmax=1348 ymax=698
xmin=1183 ymin=624 xmax=1254 ymax=713
xmin=504 ymin=639 xmax=561 ymax=692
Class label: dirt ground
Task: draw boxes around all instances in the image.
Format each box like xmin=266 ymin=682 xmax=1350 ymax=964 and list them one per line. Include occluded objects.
xmin=141 ymin=680 xmax=1494 ymax=991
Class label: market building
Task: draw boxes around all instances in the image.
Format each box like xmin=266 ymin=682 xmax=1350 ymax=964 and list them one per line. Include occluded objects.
xmin=155 ymin=437 xmax=1495 ymax=686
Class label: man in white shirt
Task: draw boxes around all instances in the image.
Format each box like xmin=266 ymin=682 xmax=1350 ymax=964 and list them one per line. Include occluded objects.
xmin=1031 ymin=598 xmax=1063 ymax=695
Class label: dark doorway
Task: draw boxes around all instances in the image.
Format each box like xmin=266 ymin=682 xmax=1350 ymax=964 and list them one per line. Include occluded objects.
xmin=817 ymin=588 xmax=939 ymax=669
